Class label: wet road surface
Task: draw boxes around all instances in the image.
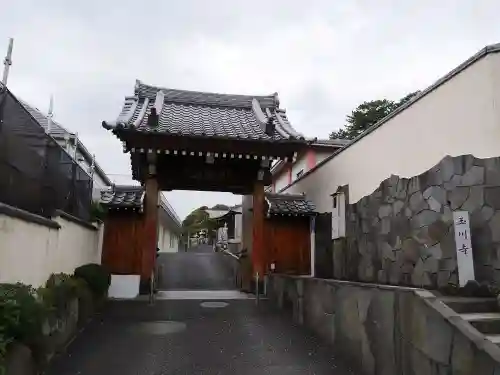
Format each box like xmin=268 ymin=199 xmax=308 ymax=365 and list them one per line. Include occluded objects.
xmin=157 ymin=245 xmax=235 ymax=290
xmin=45 ymin=299 xmax=355 ymax=375
xmin=45 ymin=246 xmax=355 ymax=374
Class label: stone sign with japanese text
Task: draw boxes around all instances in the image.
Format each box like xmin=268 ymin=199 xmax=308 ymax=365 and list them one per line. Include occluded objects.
xmin=452 ymin=210 xmax=475 ymax=287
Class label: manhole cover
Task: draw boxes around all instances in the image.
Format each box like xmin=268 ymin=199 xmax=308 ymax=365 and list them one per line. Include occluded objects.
xmin=131 ymin=321 xmax=187 ymax=335
xmin=200 ymin=301 xmax=229 ymax=308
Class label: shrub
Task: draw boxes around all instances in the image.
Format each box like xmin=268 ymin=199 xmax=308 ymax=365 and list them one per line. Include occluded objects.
xmin=0 ymin=284 xmax=46 ymax=344
xmin=90 ymin=201 xmax=106 ymax=222
xmin=38 ymin=273 xmax=81 ymax=317
xmin=0 ymin=283 xmax=47 ymax=372
xmin=0 ymin=295 xmax=17 ymax=374
xmin=74 ymin=264 xmax=111 ymax=297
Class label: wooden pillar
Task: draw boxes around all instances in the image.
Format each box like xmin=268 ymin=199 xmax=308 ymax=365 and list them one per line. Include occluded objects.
xmin=142 ymin=174 xmax=159 ymax=284
xmin=310 ymin=216 xmax=316 ymax=277
xmin=252 ymin=180 xmax=265 ymax=277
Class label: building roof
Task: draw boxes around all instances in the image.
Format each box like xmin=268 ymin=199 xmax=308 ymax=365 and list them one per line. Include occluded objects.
xmin=100 ymin=186 xmax=182 ymax=229
xmin=159 ymin=193 xmax=182 ymax=229
xmin=19 ymin=99 xmax=69 ymax=137
xmin=265 ymin=193 xmax=316 ymax=216
xmin=20 ymin=100 xmax=112 ymax=186
xmin=103 ymin=80 xmax=305 ymax=142
xmin=100 ymin=185 xmax=144 ymax=210
xmin=309 ymin=138 xmax=350 ymax=148
xmin=206 ymin=209 xmax=231 ymax=219
xmin=270 ymin=138 xmax=347 ymax=176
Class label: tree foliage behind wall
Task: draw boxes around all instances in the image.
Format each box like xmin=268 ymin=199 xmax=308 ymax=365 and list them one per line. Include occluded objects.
xmin=181 ymin=204 xmax=229 ymax=237
xmin=330 ymin=91 xmax=421 ymax=140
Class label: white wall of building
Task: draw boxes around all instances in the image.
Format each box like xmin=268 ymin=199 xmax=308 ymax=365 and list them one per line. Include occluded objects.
xmin=315 ymin=150 xmax=334 ymax=165
xmin=0 ymin=211 xmax=103 ymax=287
xmin=157 ymin=194 xmax=182 ymax=253
xmin=157 ymin=224 xmax=180 ymax=253
xmin=282 ymin=50 xmax=500 ymax=212
xmin=273 ymin=149 xmax=338 ymax=194
xmin=291 ymin=155 xmax=307 ymax=180
xmin=233 ymin=207 xmax=243 ymax=243
xmin=274 ymin=169 xmax=289 ymax=193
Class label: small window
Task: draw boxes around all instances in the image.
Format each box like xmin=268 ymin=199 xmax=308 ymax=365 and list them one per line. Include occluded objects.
xmin=296 ymin=169 xmax=304 ymax=179
xmin=333 ymin=195 xmax=337 ymax=209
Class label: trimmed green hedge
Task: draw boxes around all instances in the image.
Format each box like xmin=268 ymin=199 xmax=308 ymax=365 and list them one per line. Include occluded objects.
xmin=74 ymin=263 xmax=111 ymax=297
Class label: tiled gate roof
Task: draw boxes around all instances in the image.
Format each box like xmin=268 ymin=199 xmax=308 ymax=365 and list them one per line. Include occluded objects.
xmin=265 ymin=193 xmax=316 ymax=216
xmin=103 ymin=80 xmax=304 ymax=142
xmin=100 ymin=185 xmax=144 ymax=210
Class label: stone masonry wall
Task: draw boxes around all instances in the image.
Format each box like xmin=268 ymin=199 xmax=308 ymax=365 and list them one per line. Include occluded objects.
xmin=268 ymin=275 xmax=500 ymax=375
xmin=333 ymin=154 xmax=500 ymax=289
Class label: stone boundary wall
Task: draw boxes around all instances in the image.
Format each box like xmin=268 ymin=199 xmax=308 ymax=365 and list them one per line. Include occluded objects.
xmin=334 ymin=154 xmax=500 ymax=289
xmin=268 ymin=274 xmax=500 ymax=375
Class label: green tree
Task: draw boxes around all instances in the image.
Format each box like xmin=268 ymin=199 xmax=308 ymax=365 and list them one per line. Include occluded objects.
xmin=211 ymin=204 xmax=230 ymax=210
xmin=330 ymin=91 xmax=420 ymax=140
xmin=182 ymin=207 xmax=209 ymax=230
xmin=397 ymin=91 xmax=420 ymax=107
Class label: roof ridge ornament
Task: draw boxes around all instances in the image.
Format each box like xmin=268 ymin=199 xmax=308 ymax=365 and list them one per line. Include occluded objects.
xmin=252 ymin=98 xmax=268 ymax=127
xmin=133 ymin=97 xmax=149 ymax=127
xmin=273 ymin=92 xmax=280 ymax=108
xmin=147 ymin=107 xmax=159 ymax=128
xmin=134 ymin=79 xmax=141 ymax=94
xmin=154 ymin=90 xmax=165 ymax=116
xmin=274 ymin=110 xmax=304 ymax=139
xmin=264 ymin=108 xmax=275 ymax=137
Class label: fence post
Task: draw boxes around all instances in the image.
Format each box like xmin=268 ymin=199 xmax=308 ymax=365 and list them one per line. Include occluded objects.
xmin=70 ymin=161 xmax=77 ymax=214
xmin=255 ymin=272 xmax=260 ymax=305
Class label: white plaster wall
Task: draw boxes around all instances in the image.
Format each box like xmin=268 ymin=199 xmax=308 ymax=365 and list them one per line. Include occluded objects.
xmin=274 ymin=168 xmax=289 ymax=193
xmin=291 ymin=155 xmax=307 ymax=182
xmin=157 ymin=225 xmax=179 ymax=253
xmin=273 ymin=150 xmax=337 ymax=193
xmin=0 ymin=213 xmax=102 ymax=287
xmin=233 ymin=207 xmax=243 ymax=242
xmin=315 ymin=150 xmax=335 ymax=165
xmin=283 ymin=53 xmax=500 ymax=212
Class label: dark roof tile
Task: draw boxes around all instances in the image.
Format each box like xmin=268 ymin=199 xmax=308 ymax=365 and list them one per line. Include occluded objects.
xmin=103 ymin=80 xmax=304 ymax=142
xmin=265 ymin=193 xmax=316 ymax=216
xmin=19 ymin=99 xmax=69 ymax=138
xmin=100 ymin=185 xmax=144 ymax=209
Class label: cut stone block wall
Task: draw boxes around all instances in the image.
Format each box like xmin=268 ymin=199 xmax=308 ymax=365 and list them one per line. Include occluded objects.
xmin=334 ymin=154 xmax=500 ymax=289
xmin=268 ymin=275 xmax=500 ymax=375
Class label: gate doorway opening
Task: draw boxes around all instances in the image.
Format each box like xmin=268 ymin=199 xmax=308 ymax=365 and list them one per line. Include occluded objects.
xmin=99 ymin=80 xmax=312 ymax=294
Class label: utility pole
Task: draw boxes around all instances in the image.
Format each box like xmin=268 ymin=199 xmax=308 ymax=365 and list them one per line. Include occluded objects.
xmin=2 ymin=38 xmax=14 ymax=86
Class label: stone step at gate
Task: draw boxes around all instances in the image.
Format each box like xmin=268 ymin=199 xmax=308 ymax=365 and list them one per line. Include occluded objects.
xmin=439 ymin=295 xmax=500 ymax=346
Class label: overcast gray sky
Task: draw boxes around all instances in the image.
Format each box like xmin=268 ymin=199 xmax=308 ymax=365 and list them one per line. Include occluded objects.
xmin=2 ymin=1 xmax=500 ymax=220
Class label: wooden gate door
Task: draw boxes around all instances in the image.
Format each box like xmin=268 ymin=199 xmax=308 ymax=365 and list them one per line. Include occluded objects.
xmin=314 ymin=212 xmax=333 ymax=278
xmin=102 ymin=214 xmax=143 ymax=275
xmin=266 ymin=217 xmax=310 ymax=275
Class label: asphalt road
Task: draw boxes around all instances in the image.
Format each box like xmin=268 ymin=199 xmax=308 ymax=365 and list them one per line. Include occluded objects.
xmin=44 ymin=245 xmax=355 ymax=374
xmin=45 ymin=300 xmax=355 ymax=375
xmin=157 ymin=245 xmax=236 ymax=290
